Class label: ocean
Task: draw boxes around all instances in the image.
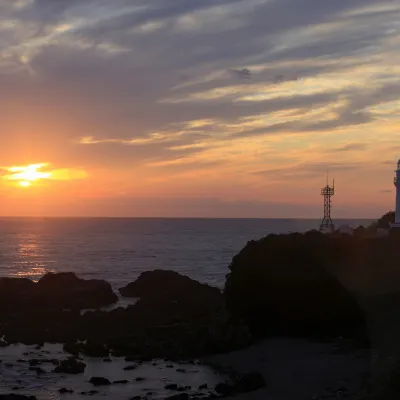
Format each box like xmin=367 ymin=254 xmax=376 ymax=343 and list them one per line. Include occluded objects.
xmin=0 ymin=217 xmax=372 ymax=289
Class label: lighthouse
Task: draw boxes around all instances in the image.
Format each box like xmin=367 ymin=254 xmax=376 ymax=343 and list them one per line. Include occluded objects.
xmin=392 ymin=159 xmax=400 ymax=230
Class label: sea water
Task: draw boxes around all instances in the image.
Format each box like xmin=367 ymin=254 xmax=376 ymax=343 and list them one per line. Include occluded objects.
xmin=0 ymin=217 xmax=372 ymax=289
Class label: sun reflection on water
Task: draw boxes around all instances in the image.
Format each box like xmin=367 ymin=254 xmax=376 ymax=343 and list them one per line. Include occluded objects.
xmin=10 ymin=232 xmax=54 ymax=281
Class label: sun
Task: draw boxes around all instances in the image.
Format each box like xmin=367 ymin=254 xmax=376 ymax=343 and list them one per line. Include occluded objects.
xmin=19 ymin=181 xmax=32 ymax=187
xmin=5 ymin=163 xmax=52 ymax=187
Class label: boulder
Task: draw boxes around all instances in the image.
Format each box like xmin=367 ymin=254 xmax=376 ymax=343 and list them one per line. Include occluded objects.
xmin=54 ymin=358 xmax=86 ymax=374
xmin=165 ymin=384 xmax=178 ymax=390
xmin=35 ymin=272 xmax=118 ymax=309
xmin=0 ymin=396 xmax=37 ymax=400
xmin=119 ymin=269 xmax=221 ymax=303
xmin=215 ymin=382 xmax=233 ymax=396
xmin=225 ymin=233 xmax=367 ymax=339
xmin=119 ymin=270 xmax=223 ymax=329
xmin=0 ymin=273 xmax=117 ymax=313
xmin=89 ymin=377 xmax=111 ymax=386
xmin=58 ymin=388 xmax=74 ymax=394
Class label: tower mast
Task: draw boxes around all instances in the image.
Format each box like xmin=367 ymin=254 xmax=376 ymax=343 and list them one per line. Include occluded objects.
xmin=320 ymin=174 xmax=335 ymax=233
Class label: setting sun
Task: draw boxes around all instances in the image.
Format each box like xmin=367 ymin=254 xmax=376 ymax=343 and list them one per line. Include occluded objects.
xmin=5 ymin=163 xmax=52 ymax=187
xmin=1 ymin=163 xmax=88 ymax=189
xmin=19 ymin=181 xmax=32 ymax=187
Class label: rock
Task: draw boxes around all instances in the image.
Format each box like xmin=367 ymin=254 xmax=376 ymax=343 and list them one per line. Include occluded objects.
xmin=0 ymin=396 xmax=37 ymax=400
xmin=165 ymin=384 xmax=178 ymax=390
xmin=236 ymin=372 xmax=266 ymax=393
xmin=113 ymin=380 xmax=128 ymax=384
xmin=89 ymin=377 xmax=111 ymax=386
xmin=103 ymin=358 xmax=112 ymax=362
xmin=176 ymin=368 xmax=186 ymax=373
xmin=116 ymin=270 xmax=225 ymax=359
xmin=165 ymin=394 xmax=189 ymax=400
xmin=0 ymin=273 xmax=117 ymax=312
xmin=124 ymin=365 xmax=137 ymax=371
xmin=135 ymin=377 xmax=145 ymax=382
xmin=225 ymin=232 xmax=367 ymax=339
xmin=54 ymin=358 xmax=86 ymax=374
xmin=199 ymin=384 xmax=208 ymax=390
xmin=58 ymin=388 xmax=74 ymax=394
xmin=35 ymin=272 xmax=118 ymax=309
xmin=119 ymin=270 xmax=221 ymax=305
xmin=215 ymin=382 xmax=233 ymax=396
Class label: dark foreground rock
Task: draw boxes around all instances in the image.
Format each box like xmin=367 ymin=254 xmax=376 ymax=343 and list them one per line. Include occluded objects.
xmin=89 ymin=377 xmax=111 ymax=386
xmin=54 ymin=358 xmax=86 ymax=374
xmin=0 ymin=272 xmax=117 ymax=312
xmin=0 ymin=396 xmax=37 ymax=400
xmin=0 ymin=269 xmax=250 ymax=360
xmin=225 ymin=231 xmax=368 ymax=340
xmin=35 ymin=272 xmax=118 ymax=309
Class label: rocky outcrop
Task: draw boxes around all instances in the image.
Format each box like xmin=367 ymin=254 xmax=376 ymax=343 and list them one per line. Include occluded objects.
xmin=89 ymin=377 xmax=111 ymax=386
xmin=120 ymin=269 xmax=220 ymax=301
xmin=34 ymin=272 xmax=118 ymax=309
xmin=0 ymin=272 xmax=117 ymax=312
xmin=53 ymin=358 xmax=86 ymax=374
xmin=225 ymin=232 xmax=368 ymax=339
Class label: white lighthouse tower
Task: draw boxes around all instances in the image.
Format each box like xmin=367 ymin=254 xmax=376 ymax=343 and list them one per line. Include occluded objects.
xmin=392 ymin=159 xmax=400 ymax=230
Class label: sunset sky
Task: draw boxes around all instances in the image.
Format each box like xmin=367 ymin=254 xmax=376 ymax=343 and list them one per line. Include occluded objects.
xmin=0 ymin=0 xmax=399 ymax=218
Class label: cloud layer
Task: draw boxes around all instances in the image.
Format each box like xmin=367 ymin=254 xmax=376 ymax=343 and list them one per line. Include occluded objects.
xmin=0 ymin=0 xmax=399 ymax=216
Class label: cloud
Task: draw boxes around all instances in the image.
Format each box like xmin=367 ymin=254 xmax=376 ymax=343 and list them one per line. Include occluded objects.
xmin=328 ymin=143 xmax=368 ymax=152
xmin=0 ymin=0 xmax=399 ymax=215
xmin=230 ymin=68 xmax=252 ymax=80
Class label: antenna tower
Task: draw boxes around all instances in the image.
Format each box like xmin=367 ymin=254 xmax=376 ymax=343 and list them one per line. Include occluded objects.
xmin=320 ymin=172 xmax=335 ymax=232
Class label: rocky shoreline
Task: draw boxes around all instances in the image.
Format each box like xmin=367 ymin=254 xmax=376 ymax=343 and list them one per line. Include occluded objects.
xmin=4 ymin=226 xmax=400 ymax=399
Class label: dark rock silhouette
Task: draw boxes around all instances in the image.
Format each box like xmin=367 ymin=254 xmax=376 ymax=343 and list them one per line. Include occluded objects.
xmin=0 ymin=396 xmax=37 ymax=400
xmin=54 ymin=358 xmax=86 ymax=374
xmin=0 ymin=272 xmax=117 ymax=312
xmin=58 ymin=388 xmax=74 ymax=394
xmin=35 ymin=272 xmax=118 ymax=309
xmin=225 ymin=232 xmax=368 ymax=339
xmin=89 ymin=377 xmax=111 ymax=386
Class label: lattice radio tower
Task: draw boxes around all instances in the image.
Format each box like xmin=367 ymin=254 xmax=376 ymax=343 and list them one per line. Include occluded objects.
xmin=320 ymin=171 xmax=335 ymax=232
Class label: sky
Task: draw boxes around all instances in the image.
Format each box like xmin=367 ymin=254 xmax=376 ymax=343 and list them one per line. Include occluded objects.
xmin=0 ymin=0 xmax=399 ymax=218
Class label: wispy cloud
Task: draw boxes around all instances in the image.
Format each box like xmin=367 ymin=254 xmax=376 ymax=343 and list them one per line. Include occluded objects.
xmin=0 ymin=0 xmax=399 ymax=215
